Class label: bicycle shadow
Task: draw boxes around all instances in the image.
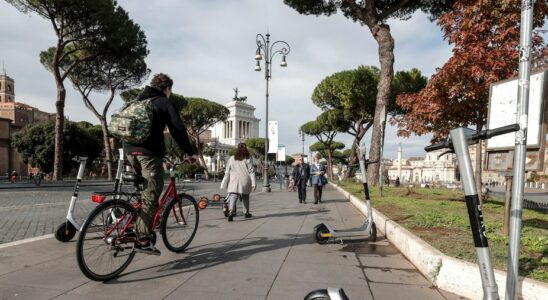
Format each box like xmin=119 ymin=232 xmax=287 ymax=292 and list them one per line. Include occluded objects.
xmin=106 ymin=233 xmax=313 ymax=284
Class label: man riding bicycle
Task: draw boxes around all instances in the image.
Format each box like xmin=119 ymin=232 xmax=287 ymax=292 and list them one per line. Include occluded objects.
xmin=125 ymin=73 xmax=194 ymax=255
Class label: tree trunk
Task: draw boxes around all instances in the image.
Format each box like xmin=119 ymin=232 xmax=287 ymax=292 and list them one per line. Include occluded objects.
xmin=53 ymin=86 xmax=65 ymax=181
xmin=52 ymin=43 xmax=66 ymax=182
xmin=194 ymin=139 xmax=210 ymax=180
xmin=367 ymin=24 xmax=395 ymax=186
xmin=327 ymin=150 xmax=333 ymax=180
xmin=100 ymin=118 xmax=113 ymax=180
xmin=345 ymin=139 xmax=360 ymax=178
xmin=344 ymin=121 xmax=372 ymax=178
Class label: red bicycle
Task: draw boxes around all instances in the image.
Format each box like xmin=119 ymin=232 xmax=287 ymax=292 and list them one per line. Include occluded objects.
xmin=76 ymin=160 xmax=199 ymax=281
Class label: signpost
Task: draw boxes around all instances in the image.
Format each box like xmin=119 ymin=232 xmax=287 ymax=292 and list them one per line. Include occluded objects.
xmin=506 ymin=2 xmax=536 ymax=298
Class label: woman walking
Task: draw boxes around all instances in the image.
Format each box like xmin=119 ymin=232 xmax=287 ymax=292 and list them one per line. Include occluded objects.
xmin=220 ymin=143 xmax=256 ymax=222
xmin=310 ymin=154 xmax=327 ymax=204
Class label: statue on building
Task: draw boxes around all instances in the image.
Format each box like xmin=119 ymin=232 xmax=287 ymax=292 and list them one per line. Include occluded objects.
xmin=233 ymin=88 xmax=247 ymax=102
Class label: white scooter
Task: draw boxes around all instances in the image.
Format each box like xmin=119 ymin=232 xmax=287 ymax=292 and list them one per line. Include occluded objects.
xmin=54 ymin=149 xmax=126 ymax=242
xmin=313 ymin=144 xmax=377 ymax=244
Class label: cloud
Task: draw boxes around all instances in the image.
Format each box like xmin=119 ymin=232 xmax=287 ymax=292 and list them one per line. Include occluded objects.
xmin=0 ymin=0 xmax=452 ymax=159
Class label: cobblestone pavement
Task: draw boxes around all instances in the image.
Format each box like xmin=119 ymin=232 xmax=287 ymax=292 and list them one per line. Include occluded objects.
xmin=0 ymin=181 xmax=223 ymax=244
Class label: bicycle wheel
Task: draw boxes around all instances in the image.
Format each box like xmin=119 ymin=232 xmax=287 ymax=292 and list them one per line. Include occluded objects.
xmin=76 ymin=200 xmax=137 ymax=281
xmin=161 ymin=193 xmax=199 ymax=252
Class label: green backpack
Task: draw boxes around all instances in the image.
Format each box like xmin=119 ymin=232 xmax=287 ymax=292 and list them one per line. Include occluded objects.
xmin=108 ymin=98 xmax=155 ymax=144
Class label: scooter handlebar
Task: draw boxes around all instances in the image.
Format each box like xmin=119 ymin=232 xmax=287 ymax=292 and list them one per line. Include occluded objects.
xmin=473 ymin=123 xmax=520 ymax=140
xmin=424 ymin=141 xmax=451 ymax=152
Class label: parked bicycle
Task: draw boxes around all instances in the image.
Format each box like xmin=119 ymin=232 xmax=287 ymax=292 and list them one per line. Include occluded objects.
xmin=76 ymin=159 xmax=199 ymax=281
xmin=425 ymin=123 xmax=519 ymax=300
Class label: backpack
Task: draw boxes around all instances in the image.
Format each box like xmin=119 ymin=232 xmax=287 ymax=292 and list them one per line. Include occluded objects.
xmin=108 ymin=97 xmax=155 ymax=144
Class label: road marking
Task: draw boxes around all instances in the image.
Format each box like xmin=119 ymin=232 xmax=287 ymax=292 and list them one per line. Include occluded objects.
xmin=0 ymin=234 xmax=55 ymax=250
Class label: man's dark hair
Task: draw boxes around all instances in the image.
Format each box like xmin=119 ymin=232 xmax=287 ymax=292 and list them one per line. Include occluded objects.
xmin=234 ymin=143 xmax=250 ymax=161
xmin=150 ymin=73 xmax=173 ymax=91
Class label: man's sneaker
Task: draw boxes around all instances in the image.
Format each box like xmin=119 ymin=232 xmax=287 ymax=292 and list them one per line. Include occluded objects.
xmin=134 ymin=242 xmax=161 ymax=256
xmin=245 ymin=213 xmax=252 ymax=218
xmin=228 ymin=214 xmax=234 ymax=222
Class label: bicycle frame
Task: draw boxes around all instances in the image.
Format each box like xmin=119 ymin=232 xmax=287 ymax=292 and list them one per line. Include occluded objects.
xmin=106 ymin=165 xmax=187 ymax=242
xmin=451 ymin=127 xmax=498 ymax=300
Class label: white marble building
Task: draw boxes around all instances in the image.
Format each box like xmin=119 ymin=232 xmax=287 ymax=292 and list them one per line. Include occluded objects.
xmin=387 ymin=144 xmax=458 ymax=184
xmin=210 ymin=100 xmax=260 ymax=146
xmin=203 ymin=98 xmax=261 ymax=172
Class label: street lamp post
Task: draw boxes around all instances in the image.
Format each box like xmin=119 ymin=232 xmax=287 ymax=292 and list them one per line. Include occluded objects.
xmin=255 ymin=33 xmax=290 ymax=193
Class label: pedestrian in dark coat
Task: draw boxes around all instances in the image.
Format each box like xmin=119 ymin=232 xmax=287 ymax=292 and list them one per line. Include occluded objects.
xmin=292 ymin=156 xmax=310 ymax=203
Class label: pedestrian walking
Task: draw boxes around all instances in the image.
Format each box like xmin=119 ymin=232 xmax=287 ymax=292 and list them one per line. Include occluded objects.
xmin=220 ymin=143 xmax=257 ymax=222
xmin=292 ymin=156 xmax=310 ymax=204
xmin=310 ymin=153 xmax=327 ymax=204
xmin=10 ymin=170 xmax=18 ymax=183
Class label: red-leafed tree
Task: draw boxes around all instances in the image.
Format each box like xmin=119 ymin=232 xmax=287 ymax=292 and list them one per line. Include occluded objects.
xmin=393 ymin=0 xmax=547 ymax=202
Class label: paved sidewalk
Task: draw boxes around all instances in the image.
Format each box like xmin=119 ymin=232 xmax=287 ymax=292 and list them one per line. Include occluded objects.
xmin=0 ymin=186 xmax=464 ymax=300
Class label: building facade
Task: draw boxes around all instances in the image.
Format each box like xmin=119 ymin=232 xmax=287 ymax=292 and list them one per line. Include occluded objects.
xmin=203 ymin=98 xmax=261 ymax=172
xmin=387 ymin=144 xmax=458 ymax=184
xmin=0 ymin=73 xmax=54 ymax=177
xmin=209 ymin=100 xmax=260 ymax=146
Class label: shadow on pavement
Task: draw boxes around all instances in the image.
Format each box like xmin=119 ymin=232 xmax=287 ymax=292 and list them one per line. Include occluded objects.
xmin=107 ymin=234 xmax=313 ymax=284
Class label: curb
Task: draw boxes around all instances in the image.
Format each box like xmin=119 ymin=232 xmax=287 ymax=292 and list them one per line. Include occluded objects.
xmin=330 ymin=183 xmax=548 ymax=300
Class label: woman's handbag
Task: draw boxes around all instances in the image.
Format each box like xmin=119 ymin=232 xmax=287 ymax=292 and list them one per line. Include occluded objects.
xmin=320 ymin=175 xmax=328 ymax=185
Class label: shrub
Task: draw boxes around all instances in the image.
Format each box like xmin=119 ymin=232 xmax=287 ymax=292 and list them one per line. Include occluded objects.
xmin=176 ymin=163 xmax=205 ymax=178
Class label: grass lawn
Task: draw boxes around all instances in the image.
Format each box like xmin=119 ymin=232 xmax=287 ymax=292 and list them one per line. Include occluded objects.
xmin=337 ymin=180 xmax=548 ymax=283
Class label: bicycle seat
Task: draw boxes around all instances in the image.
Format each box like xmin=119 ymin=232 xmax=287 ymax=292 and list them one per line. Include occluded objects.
xmin=122 ymin=172 xmax=145 ymax=184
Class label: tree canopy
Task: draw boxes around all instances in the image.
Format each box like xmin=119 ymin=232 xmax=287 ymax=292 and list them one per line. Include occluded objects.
xmin=394 ymin=0 xmax=547 ymax=139
xmin=180 ymin=97 xmax=229 ymax=179
xmin=311 ymin=66 xmax=427 ymax=176
xmin=12 ymin=120 xmax=102 ymax=174
xmin=7 ymin=0 xmax=143 ymax=180
xmin=48 ymin=7 xmax=150 ymax=180
xmin=284 ymin=0 xmax=454 ymax=185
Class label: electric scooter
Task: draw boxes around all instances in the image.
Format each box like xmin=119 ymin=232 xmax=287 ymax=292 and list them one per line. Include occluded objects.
xmin=54 ymin=148 xmax=126 ymax=242
xmin=313 ymin=144 xmax=377 ymax=244
xmin=304 ymin=287 xmax=350 ymax=300
xmin=425 ymin=123 xmax=519 ymax=300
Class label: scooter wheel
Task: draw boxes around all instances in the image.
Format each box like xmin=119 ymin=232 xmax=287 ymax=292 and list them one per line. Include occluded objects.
xmin=370 ymin=222 xmax=377 ymax=242
xmin=55 ymin=222 xmax=77 ymax=242
xmin=304 ymin=289 xmax=329 ymax=300
xmin=198 ymin=198 xmax=208 ymax=209
xmin=313 ymin=224 xmax=330 ymax=245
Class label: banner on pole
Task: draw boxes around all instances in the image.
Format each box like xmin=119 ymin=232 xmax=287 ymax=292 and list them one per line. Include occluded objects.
xmin=268 ymin=121 xmax=278 ymax=153
xmin=277 ymin=144 xmax=286 ymax=161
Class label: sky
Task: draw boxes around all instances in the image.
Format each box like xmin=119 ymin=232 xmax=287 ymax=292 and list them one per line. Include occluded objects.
xmin=0 ymin=0 xmax=454 ymax=160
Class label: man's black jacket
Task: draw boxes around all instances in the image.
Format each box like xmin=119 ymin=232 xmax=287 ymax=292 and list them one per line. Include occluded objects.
xmin=292 ymin=163 xmax=310 ymax=184
xmin=125 ymin=86 xmax=194 ymax=157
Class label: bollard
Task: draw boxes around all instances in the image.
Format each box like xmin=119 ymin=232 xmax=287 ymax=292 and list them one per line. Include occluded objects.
xmin=535 ymin=182 xmax=539 ymax=189
xmin=542 ymin=183 xmax=546 ymax=189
